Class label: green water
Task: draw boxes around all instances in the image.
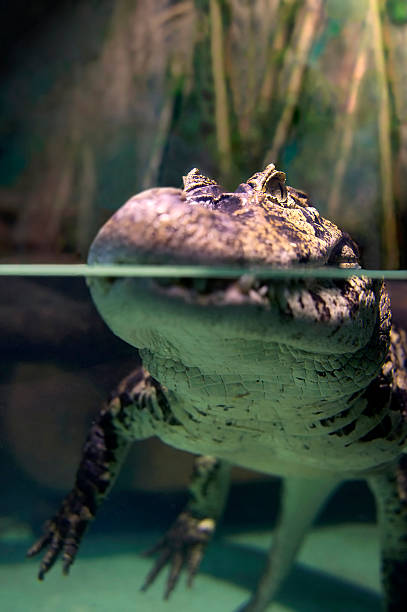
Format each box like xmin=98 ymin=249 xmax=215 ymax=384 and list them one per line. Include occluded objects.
xmin=0 ymin=269 xmax=404 ymax=611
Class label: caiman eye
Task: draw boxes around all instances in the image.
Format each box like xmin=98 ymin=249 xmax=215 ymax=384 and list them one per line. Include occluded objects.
xmin=245 ymin=165 xmax=288 ymax=204
xmin=265 ymin=173 xmax=288 ymax=203
xmin=328 ymin=235 xmax=360 ymax=267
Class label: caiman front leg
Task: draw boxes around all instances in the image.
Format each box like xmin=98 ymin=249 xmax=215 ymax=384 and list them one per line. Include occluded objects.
xmin=27 ymin=366 xmax=170 ymax=578
xmin=142 ymin=455 xmax=231 ymax=598
xmin=368 ymin=457 xmax=407 ymax=612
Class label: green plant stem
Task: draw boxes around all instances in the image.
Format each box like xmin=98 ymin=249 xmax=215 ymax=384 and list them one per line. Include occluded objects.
xmin=263 ymin=0 xmax=323 ymax=166
xmin=210 ymin=0 xmax=232 ymax=180
xmin=370 ymin=0 xmax=399 ymax=268
xmin=327 ymin=28 xmax=368 ymax=218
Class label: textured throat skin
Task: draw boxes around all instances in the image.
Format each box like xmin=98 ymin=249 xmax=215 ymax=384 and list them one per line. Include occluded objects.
xmin=88 ymin=164 xmax=406 ymax=478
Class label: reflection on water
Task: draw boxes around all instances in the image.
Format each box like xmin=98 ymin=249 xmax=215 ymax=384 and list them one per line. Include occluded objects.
xmin=1 ymin=263 xmax=407 ymax=279
xmin=0 ymin=273 xmax=405 ymax=611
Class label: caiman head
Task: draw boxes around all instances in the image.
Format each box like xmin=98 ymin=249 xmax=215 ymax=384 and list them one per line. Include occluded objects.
xmin=87 ymin=165 xmax=390 ymax=376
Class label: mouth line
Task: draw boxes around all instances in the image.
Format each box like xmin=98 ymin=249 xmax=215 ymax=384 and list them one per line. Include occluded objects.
xmin=101 ymin=257 xmax=358 ymax=309
xmin=146 ymin=261 xmax=357 ymax=307
xmin=151 ymin=275 xmax=273 ymax=306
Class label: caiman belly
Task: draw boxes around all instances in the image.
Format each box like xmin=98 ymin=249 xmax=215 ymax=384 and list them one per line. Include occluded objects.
xmin=140 ymin=347 xmax=406 ymax=478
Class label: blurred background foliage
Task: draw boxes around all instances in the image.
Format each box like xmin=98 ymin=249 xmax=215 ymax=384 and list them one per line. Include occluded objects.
xmin=1 ymin=0 xmax=407 ymax=268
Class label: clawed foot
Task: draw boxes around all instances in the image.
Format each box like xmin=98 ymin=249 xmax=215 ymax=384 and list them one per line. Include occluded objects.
xmin=29 ymin=499 xmax=215 ymax=599
xmin=27 ymin=492 xmax=93 ymax=579
xmin=141 ymin=511 xmax=215 ymax=599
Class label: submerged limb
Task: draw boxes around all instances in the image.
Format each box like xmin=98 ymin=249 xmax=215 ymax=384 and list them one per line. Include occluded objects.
xmin=240 ymin=475 xmax=340 ymax=612
xmin=141 ymin=511 xmax=216 ymax=599
xmin=142 ymin=456 xmax=231 ymax=598
xmin=27 ymin=366 xmax=166 ymax=579
xmin=368 ymin=460 xmax=407 ymax=612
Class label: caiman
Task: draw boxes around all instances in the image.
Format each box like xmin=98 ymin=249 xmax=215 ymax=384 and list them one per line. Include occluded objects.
xmin=28 ymin=164 xmax=407 ymax=611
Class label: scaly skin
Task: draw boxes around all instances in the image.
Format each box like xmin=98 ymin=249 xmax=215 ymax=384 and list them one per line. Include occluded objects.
xmin=28 ymin=165 xmax=407 ymax=611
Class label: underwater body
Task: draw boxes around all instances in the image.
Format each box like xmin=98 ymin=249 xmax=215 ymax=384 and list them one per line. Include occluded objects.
xmin=1 ymin=165 xmax=406 ymax=611
xmin=2 ymin=270 xmax=404 ymax=611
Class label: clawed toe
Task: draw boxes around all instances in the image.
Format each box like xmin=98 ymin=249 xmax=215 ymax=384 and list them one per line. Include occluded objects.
xmin=141 ymin=511 xmax=214 ymax=599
